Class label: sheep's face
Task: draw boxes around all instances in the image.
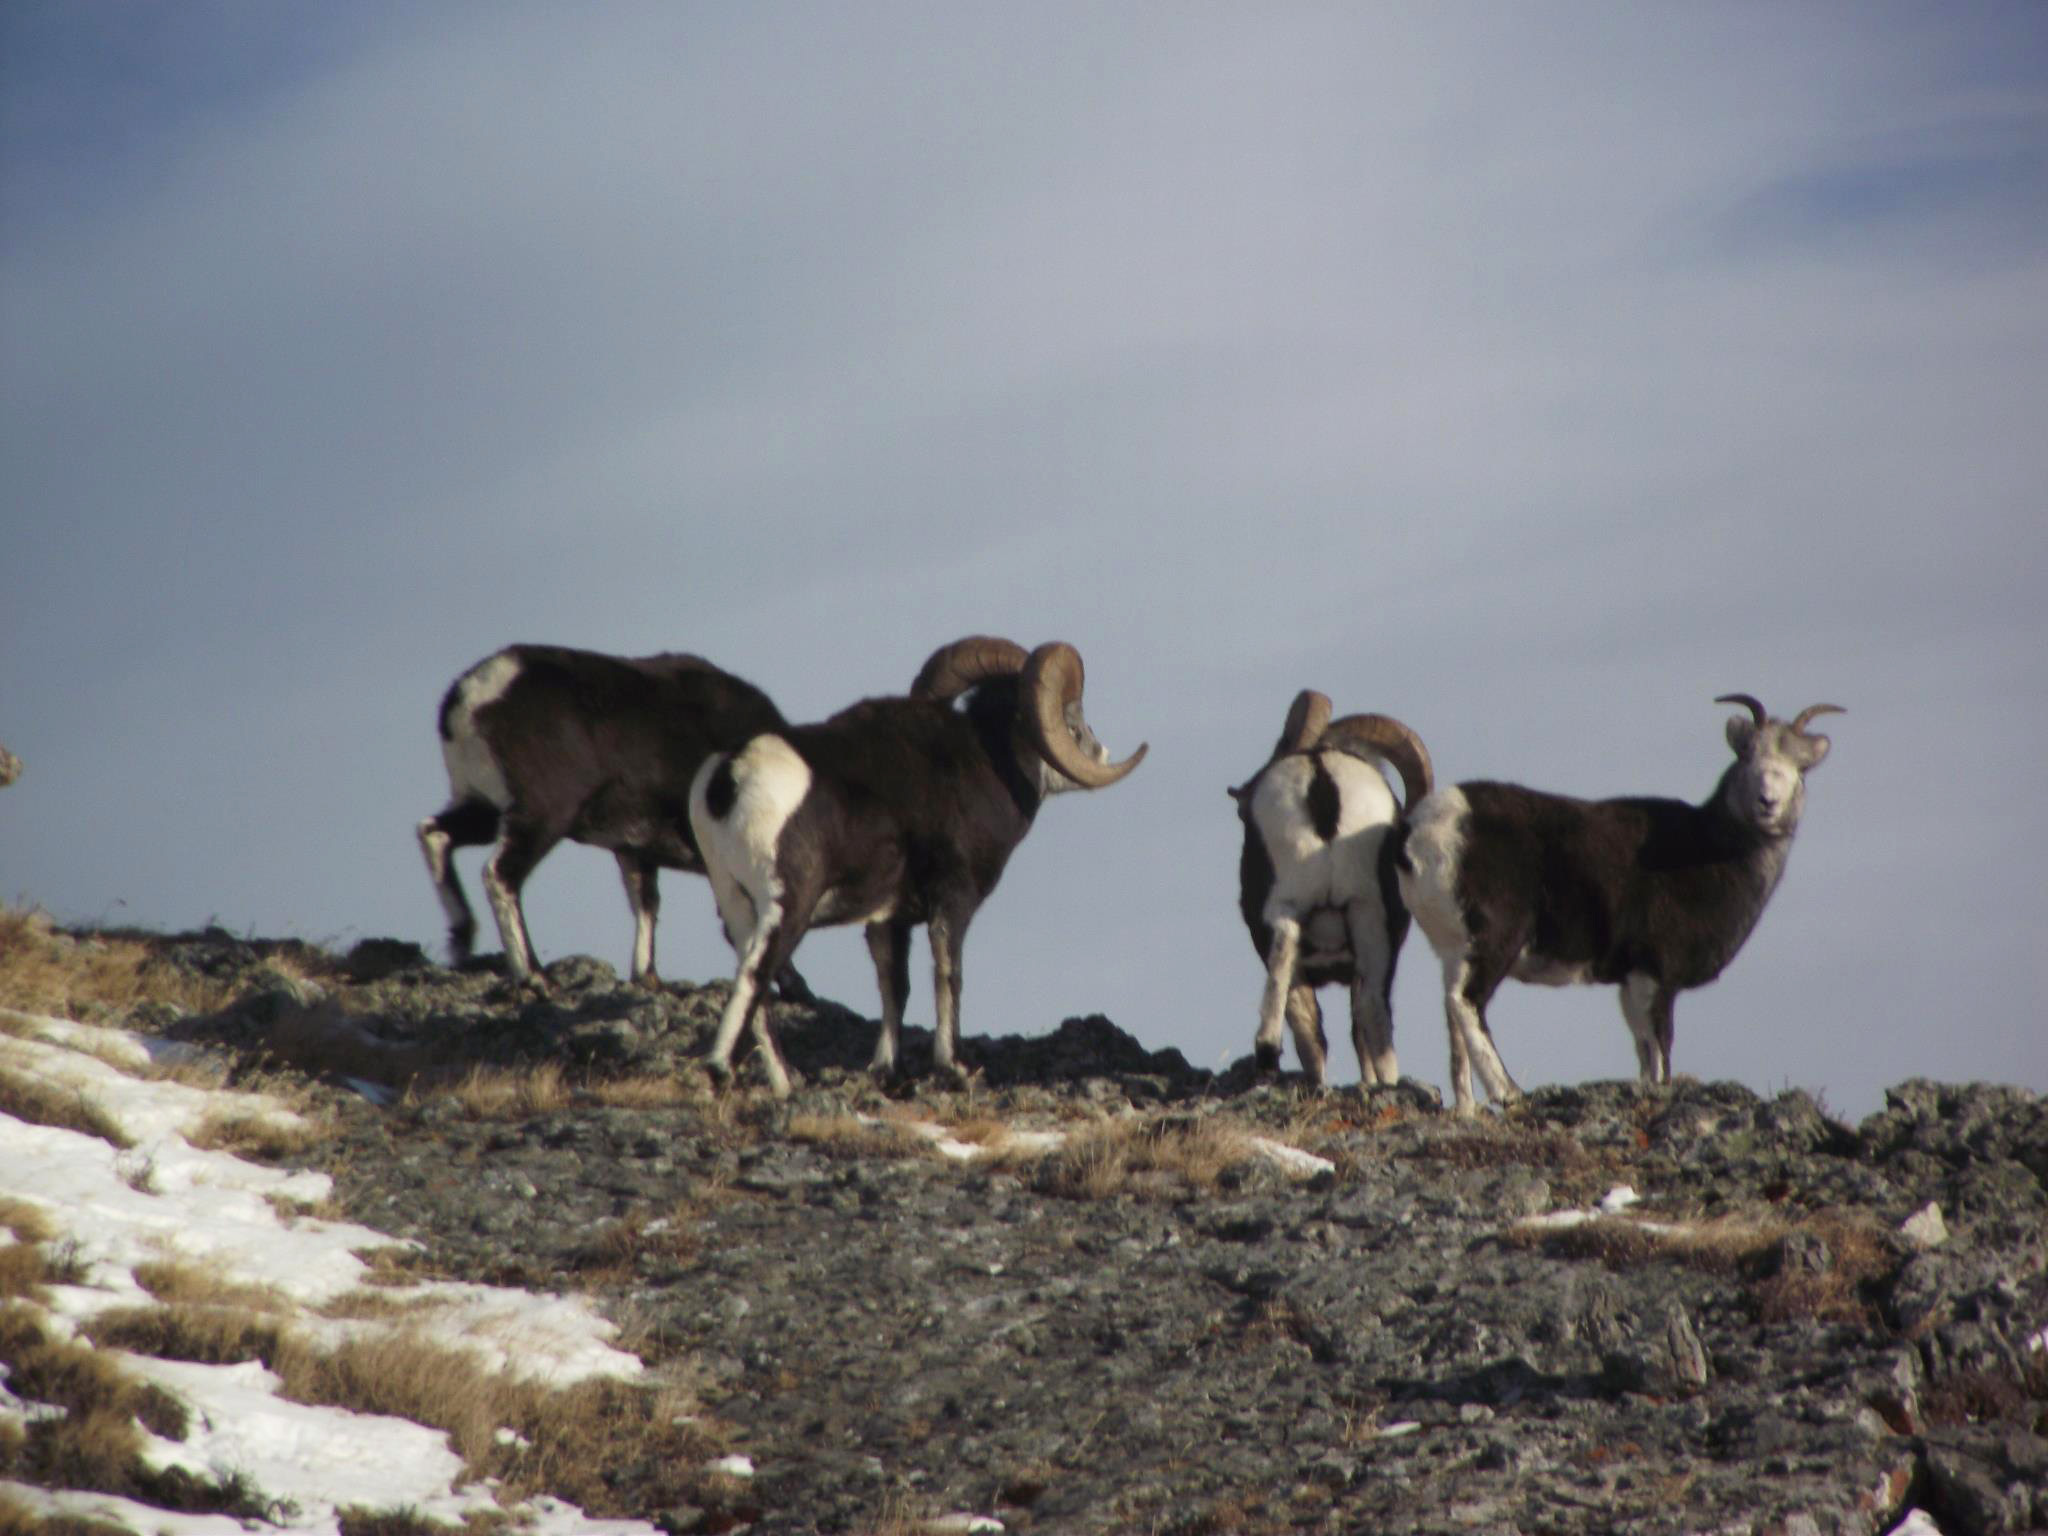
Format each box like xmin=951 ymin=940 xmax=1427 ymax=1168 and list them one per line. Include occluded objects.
xmin=1724 ymin=717 xmax=1829 ymax=836
xmin=1032 ymin=700 xmax=1114 ymax=797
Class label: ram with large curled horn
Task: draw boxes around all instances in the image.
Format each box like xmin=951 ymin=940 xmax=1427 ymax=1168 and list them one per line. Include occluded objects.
xmin=689 ymin=635 xmax=1146 ymax=1097
xmin=1230 ymin=688 xmax=1434 ymax=1089
xmin=1396 ymin=693 xmax=1844 ymax=1115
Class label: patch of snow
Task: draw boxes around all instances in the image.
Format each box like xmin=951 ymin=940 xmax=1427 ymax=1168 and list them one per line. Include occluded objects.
xmin=1 ymin=1480 xmax=275 ymax=1536
xmin=705 ymin=1453 xmax=755 ymax=1478
xmin=128 ymin=1354 xmax=492 ymax=1524
xmin=1377 ymin=1420 xmax=1422 ymax=1438
xmin=1248 ymin=1135 xmax=1336 ymax=1179
xmin=1598 ymin=1185 xmax=1640 ymax=1213
xmin=1 ymin=1020 xmax=661 ymax=1535
xmin=858 ymin=1113 xmax=1333 ymax=1178
xmin=921 ymin=1515 xmax=1005 ymax=1534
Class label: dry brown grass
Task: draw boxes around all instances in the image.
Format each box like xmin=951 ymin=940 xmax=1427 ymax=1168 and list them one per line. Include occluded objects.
xmin=1020 ymin=1115 xmax=1262 ymax=1201
xmin=0 ymin=906 xmax=236 ymax=1020
xmin=0 ymin=1300 xmax=193 ymax=1495
xmin=132 ymin=1259 xmax=297 ymax=1314
xmin=585 ymin=1074 xmax=693 ymax=1110
xmin=787 ymin=1111 xmax=927 ymax=1158
xmin=0 ymin=1197 xmax=56 ymax=1247
xmin=78 ymin=1287 xmax=728 ymax=1520
xmin=186 ymin=1103 xmax=325 ymax=1161
xmin=0 ymin=1062 xmax=132 ymax=1148
xmin=0 ymin=1486 xmax=139 ymax=1536
xmin=431 ymin=1063 xmax=572 ymax=1119
xmin=1510 ymin=1206 xmax=1900 ymax=1326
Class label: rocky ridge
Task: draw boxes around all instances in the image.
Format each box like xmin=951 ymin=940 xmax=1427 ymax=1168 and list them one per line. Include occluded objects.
xmin=91 ymin=929 xmax=2048 ymax=1533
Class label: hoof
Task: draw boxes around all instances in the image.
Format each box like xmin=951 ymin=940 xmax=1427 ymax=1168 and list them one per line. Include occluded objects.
xmin=1254 ymin=1043 xmax=1284 ymax=1075
xmin=705 ymin=1058 xmax=736 ymax=1092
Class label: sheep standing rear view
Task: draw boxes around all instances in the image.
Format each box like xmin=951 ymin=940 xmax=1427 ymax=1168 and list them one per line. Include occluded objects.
xmin=419 ymin=644 xmax=794 ymax=989
xmin=689 ymin=636 xmax=1146 ymax=1098
xmin=1230 ymin=690 xmax=1433 ymax=1088
xmin=1395 ymin=695 xmax=1843 ymax=1115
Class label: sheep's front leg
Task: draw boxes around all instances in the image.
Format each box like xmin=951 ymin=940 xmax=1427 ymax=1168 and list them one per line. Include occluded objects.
xmin=481 ymin=819 xmax=557 ymax=987
xmin=1443 ymin=955 xmax=1520 ymax=1114
xmin=1619 ymin=973 xmax=1675 ymax=1085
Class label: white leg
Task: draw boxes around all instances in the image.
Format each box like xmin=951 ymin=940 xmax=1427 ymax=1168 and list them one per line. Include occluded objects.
xmin=482 ymin=849 xmax=539 ymax=982
xmin=616 ymin=853 xmax=659 ymax=984
xmin=866 ymin=921 xmax=908 ymax=1075
xmin=1619 ymin=973 xmax=1671 ymax=1084
xmin=929 ymin=913 xmax=967 ymax=1081
xmin=1443 ymin=957 xmax=1521 ymax=1113
xmin=1285 ymin=985 xmax=1328 ymax=1087
xmin=1256 ymin=914 xmax=1304 ymax=1073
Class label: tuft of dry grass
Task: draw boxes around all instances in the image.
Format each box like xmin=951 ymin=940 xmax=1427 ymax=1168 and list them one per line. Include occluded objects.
xmin=585 ymin=1074 xmax=692 ymax=1110
xmin=132 ymin=1259 xmax=298 ymax=1314
xmin=1020 ymin=1115 xmax=1262 ymax=1201
xmin=787 ymin=1111 xmax=926 ymax=1159
xmin=186 ymin=1104 xmax=324 ymax=1161
xmin=430 ymin=1063 xmax=572 ymax=1120
xmin=0 ymin=906 xmax=234 ymax=1020
xmin=0 ymin=1299 xmax=199 ymax=1494
xmin=0 ymin=1197 xmax=56 ymax=1246
xmin=0 ymin=1061 xmax=133 ymax=1148
xmin=71 ymin=1289 xmax=732 ymax=1517
xmin=1748 ymin=1210 xmax=1901 ymax=1327
xmin=1509 ymin=1206 xmax=1900 ymax=1327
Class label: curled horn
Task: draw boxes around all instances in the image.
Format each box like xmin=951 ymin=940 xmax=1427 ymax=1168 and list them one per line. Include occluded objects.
xmin=1273 ymin=689 xmax=1333 ymax=760
xmin=1792 ymin=703 xmax=1846 ymax=735
xmin=1714 ymin=693 xmax=1768 ymax=726
xmin=1321 ymin=713 xmax=1435 ymax=810
xmin=1021 ymin=642 xmax=1147 ymax=790
xmin=911 ymin=636 xmax=1030 ymax=702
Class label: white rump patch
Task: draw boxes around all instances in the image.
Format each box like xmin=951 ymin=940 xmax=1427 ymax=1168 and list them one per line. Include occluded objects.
xmin=691 ymin=734 xmax=812 ymax=922
xmin=440 ymin=650 xmax=522 ymax=809
xmin=1251 ymin=752 xmax=1399 ymax=920
xmin=1396 ymin=786 xmax=1471 ymax=956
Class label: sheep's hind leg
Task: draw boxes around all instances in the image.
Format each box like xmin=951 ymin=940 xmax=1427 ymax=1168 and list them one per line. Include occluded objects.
xmin=865 ymin=919 xmax=912 ymax=1079
xmin=706 ymin=899 xmax=795 ymax=1099
xmin=1285 ymin=986 xmax=1329 ymax=1089
xmin=1347 ymin=899 xmax=1399 ymax=1087
xmin=616 ymin=852 xmax=661 ymax=986
xmin=1257 ymin=916 xmax=1325 ymax=1082
xmin=418 ymin=798 xmax=498 ymax=965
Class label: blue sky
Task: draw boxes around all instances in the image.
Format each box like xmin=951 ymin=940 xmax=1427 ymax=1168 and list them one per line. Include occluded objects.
xmin=4 ymin=3 xmax=2045 ymax=1117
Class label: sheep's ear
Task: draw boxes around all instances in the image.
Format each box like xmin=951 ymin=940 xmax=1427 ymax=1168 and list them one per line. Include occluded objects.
xmin=1725 ymin=715 xmax=1757 ymax=753
xmin=1791 ymin=732 xmax=1831 ymax=771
